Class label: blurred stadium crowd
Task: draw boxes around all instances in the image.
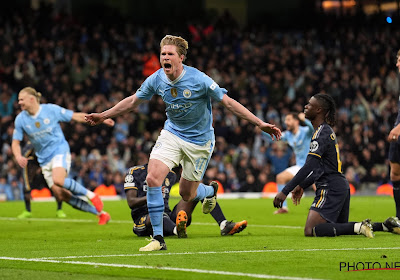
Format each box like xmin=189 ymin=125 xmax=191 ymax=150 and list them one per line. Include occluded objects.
xmin=0 ymin=4 xmax=399 ymax=200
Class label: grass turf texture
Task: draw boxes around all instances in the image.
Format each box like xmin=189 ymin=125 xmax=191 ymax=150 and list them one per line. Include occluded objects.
xmin=0 ymin=196 xmax=399 ymax=280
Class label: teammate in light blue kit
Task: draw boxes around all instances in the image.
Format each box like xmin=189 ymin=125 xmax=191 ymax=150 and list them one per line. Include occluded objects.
xmin=86 ymin=35 xmax=282 ymax=251
xmin=265 ymin=112 xmax=314 ymax=214
xmin=12 ymin=87 xmax=112 ymax=225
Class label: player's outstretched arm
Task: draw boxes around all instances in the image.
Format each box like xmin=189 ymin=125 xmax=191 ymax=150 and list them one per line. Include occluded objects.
xmin=11 ymin=139 xmax=28 ymax=168
xmin=85 ymin=94 xmax=145 ymax=126
xmin=71 ymin=112 xmax=115 ymax=127
xmin=220 ymin=94 xmax=281 ymax=140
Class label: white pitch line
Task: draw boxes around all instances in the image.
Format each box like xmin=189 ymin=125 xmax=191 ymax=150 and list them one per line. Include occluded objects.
xmin=0 ymin=256 xmax=326 ymax=280
xmin=37 ymin=247 xmax=400 ymax=260
xmin=0 ymin=217 xmax=302 ymax=228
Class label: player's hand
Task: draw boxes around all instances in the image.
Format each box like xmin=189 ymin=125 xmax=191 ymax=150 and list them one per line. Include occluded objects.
xmin=273 ymin=192 xmax=287 ymax=208
xmin=16 ymin=155 xmax=28 ymax=168
xmin=103 ymin=118 xmax=115 ymax=127
xmin=260 ymin=122 xmax=282 ymax=141
xmin=85 ymin=113 xmax=105 ymax=126
xmin=291 ymin=186 xmax=303 ymax=206
xmin=388 ymin=126 xmax=400 ymax=142
xmin=298 ymin=112 xmax=306 ymax=122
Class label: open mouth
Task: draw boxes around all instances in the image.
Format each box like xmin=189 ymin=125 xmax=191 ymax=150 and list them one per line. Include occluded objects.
xmin=164 ymin=63 xmax=172 ymax=70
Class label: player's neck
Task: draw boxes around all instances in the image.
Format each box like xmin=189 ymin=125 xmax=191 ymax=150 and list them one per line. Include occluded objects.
xmin=27 ymin=104 xmax=40 ymax=116
xmin=167 ymin=65 xmax=184 ymax=81
xmin=311 ymin=118 xmax=324 ymax=129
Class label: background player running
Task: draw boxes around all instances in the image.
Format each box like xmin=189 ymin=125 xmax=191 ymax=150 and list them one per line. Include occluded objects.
xmin=264 ymin=112 xmax=314 ymax=214
xmin=12 ymin=87 xmax=112 ymax=224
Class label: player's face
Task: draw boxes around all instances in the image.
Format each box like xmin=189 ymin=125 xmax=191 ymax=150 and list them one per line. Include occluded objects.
xmin=18 ymin=91 xmax=35 ymax=111
xmin=304 ymin=97 xmax=320 ymax=120
xmin=160 ymin=45 xmax=184 ymax=80
xmin=284 ymin=115 xmax=298 ymax=132
xmin=396 ymin=55 xmax=400 ymax=73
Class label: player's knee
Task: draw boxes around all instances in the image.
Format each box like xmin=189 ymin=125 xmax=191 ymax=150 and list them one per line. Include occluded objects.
xmin=390 ymin=165 xmax=400 ymax=180
xmin=53 ymin=177 xmax=65 ymax=187
xmin=276 ymin=173 xmax=285 ymax=184
xmin=145 ymin=173 xmax=161 ymax=187
xmin=304 ymin=227 xmax=314 ymax=237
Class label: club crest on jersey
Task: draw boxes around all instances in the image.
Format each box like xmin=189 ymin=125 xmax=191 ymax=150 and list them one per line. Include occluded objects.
xmin=44 ymin=118 xmax=50 ymax=125
xmin=165 ymin=178 xmax=170 ymax=187
xmin=171 ymin=88 xmax=178 ymax=98
xmin=35 ymin=122 xmax=40 ymax=128
xmin=310 ymin=140 xmax=319 ymax=152
xmin=183 ymin=89 xmax=191 ymax=98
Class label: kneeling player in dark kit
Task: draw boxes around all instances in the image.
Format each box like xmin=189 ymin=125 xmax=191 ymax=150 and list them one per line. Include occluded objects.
xmin=274 ymin=93 xmax=400 ymax=238
xmin=125 ymin=164 xmax=247 ymax=238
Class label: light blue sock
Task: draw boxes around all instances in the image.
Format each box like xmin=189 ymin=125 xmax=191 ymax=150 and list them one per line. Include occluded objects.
xmin=147 ymin=186 xmax=164 ymax=237
xmin=194 ymin=183 xmax=214 ymax=201
xmin=278 ymin=184 xmax=287 ymax=207
xmin=63 ymin=178 xmax=88 ymax=196
xmin=68 ymin=195 xmax=98 ymax=215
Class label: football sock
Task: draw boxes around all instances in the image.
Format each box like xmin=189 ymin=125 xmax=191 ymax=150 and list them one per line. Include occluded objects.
xmin=210 ymin=202 xmax=226 ymax=225
xmin=163 ymin=214 xmax=176 ymax=236
xmin=372 ymin=222 xmax=384 ymax=232
xmin=313 ymin=222 xmax=356 ymax=237
xmin=24 ymin=193 xmax=31 ymax=212
xmin=277 ymin=184 xmax=288 ymax=207
xmin=194 ymin=183 xmax=215 ymax=201
xmin=56 ymin=200 xmax=62 ymax=210
xmin=153 ymin=235 xmax=165 ymax=244
xmin=68 ymin=195 xmax=98 ymax=215
xmin=147 ymin=186 xmax=164 ymax=237
xmin=63 ymin=178 xmax=88 ymax=196
xmin=393 ymin=181 xmax=400 ymax=218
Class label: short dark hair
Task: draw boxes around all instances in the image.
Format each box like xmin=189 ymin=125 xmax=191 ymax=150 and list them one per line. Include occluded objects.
xmin=287 ymin=112 xmax=300 ymax=122
xmin=313 ymin=93 xmax=336 ymax=126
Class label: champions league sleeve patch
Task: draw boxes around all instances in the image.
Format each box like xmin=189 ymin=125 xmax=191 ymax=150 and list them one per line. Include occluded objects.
xmin=125 ymin=174 xmax=134 ymax=183
xmin=309 ymin=140 xmax=319 ymax=152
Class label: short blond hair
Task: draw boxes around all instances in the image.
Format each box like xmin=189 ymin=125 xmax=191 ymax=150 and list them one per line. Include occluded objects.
xmin=20 ymin=87 xmax=42 ymax=102
xmin=160 ymin=35 xmax=188 ymax=61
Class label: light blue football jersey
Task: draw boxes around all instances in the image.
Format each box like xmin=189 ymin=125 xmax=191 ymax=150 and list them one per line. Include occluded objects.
xmin=136 ymin=65 xmax=227 ymax=145
xmin=281 ymin=119 xmax=314 ymax=166
xmin=263 ymin=119 xmax=314 ymax=166
xmin=13 ymin=104 xmax=73 ymax=165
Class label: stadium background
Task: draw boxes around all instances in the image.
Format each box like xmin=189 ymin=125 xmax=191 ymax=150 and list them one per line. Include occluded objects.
xmin=1 ymin=0 xmax=400 ymax=201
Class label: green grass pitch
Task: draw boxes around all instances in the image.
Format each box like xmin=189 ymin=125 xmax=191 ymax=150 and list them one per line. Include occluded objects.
xmin=0 ymin=195 xmax=399 ymax=279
